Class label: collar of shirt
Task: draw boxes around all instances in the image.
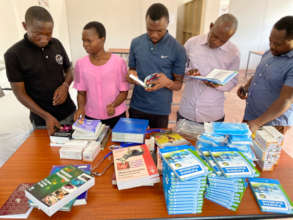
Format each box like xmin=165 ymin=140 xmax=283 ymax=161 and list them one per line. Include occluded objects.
xmin=24 ymin=33 xmax=52 ymax=49
xmin=282 ymin=49 xmax=293 ymax=58
xmin=199 ymin=34 xmax=230 ymax=52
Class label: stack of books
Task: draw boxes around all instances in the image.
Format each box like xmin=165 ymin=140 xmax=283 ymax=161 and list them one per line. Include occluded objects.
xmin=205 ymin=176 xmax=246 ymax=211
xmin=59 ymin=140 xmax=89 ymax=160
xmin=153 ymin=132 xmax=190 ymax=173
xmin=72 ymin=119 xmax=102 ymax=140
xmin=112 ymin=118 xmax=149 ymax=144
xmin=249 ymin=178 xmax=293 ymax=214
xmin=160 ymin=145 xmax=208 ymax=215
xmin=50 ymin=125 xmax=73 ymax=147
xmin=112 ymin=144 xmax=159 ymax=190
xmin=200 ymin=122 xmax=256 ymax=163
xmin=196 ymin=144 xmax=260 ymax=211
xmin=251 ymin=126 xmax=283 ymax=171
xmin=25 ymin=165 xmax=95 ymax=216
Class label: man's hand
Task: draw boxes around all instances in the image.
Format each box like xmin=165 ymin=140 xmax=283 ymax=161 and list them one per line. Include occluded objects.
xmin=106 ymin=103 xmax=115 ymax=116
xmin=126 ymin=69 xmax=139 ymax=85
xmin=53 ymin=83 xmax=68 ymax=106
xmin=247 ymin=119 xmax=262 ymax=134
xmin=186 ymin=69 xmax=200 ymax=76
xmin=45 ymin=114 xmax=61 ymax=136
xmin=203 ymin=81 xmax=220 ymax=88
xmin=74 ymin=107 xmax=85 ymax=122
xmin=237 ymin=86 xmax=248 ymax=99
xmin=146 ymin=73 xmax=171 ymax=92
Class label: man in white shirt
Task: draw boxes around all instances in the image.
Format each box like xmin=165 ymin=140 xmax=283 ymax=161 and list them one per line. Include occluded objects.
xmin=178 ymin=14 xmax=240 ymax=123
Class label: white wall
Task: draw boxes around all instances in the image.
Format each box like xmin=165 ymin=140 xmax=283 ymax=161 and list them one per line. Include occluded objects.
xmin=65 ymin=0 xmax=181 ymax=64
xmin=0 ymin=0 xmax=71 ymax=60
xmin=229 ymin=0 xmax=293 ymax=69
xmin=201 ymin=0 xmax=221 ymax=34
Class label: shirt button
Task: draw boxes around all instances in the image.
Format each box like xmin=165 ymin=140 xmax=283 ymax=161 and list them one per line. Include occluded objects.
xmin=265 ymin=64 xmax=268 ymax=67
xmin=259 ymin=74 xmax=262 ymax=77
xmin=253 ymin=83 xmax=256 ymax=86
xmin=45 ymin=56 xmax=48 ymax=59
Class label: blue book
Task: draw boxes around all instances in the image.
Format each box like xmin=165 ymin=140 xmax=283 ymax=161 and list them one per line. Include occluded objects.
xmin=188 ymin=69 xmax=238 ymax=85
xmin=50 ymin=164 xmax=91 ymax=206
xmin=112 ymin=118 xmax=149 ymax=143
xmin=249 ymin=178 xmax=293 ymax=214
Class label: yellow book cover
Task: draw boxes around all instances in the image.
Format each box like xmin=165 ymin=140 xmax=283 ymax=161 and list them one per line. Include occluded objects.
xmin=153 ymin=133 xmax=189 ymax=148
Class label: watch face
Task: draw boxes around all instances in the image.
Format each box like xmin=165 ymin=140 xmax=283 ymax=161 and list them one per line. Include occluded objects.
xmin=144 ymin=73 xmax=159 ymax=88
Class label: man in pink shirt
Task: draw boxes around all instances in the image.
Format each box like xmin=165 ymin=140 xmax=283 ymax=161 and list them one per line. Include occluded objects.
xmin=178 ymin=14 xmax=240 ymax=123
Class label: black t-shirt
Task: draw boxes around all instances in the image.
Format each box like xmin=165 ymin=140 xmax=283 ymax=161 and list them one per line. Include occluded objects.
xmin=4 ymin=34 xmax=76 ymax=125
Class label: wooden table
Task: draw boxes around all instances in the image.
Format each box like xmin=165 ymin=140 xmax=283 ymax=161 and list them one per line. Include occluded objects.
xmin=1 ymin=130 xmax=293 ymax=219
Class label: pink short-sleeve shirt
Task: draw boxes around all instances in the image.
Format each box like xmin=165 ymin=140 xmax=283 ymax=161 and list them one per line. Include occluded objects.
xmin=73 ymin=54 xmax=129 ymax=119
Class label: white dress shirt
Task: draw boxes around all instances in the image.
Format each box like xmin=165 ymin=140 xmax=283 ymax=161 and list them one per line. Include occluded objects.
xmin=179 ymin=34 xmax=240 ymax=122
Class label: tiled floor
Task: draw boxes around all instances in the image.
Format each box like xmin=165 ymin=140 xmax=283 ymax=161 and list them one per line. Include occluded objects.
xmin=169 ymin=71 xmax=293 ymax=158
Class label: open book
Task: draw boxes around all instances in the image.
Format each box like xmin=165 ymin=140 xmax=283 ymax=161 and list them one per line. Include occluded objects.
xmin=189 ymin=69 xmax=238 ymax=85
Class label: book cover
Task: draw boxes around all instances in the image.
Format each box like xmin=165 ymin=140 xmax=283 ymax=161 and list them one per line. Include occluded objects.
xmin=0 ymin=183 xmax=34 ymax=219
xmin=25 ymin=165 xmax=95 ymax=216
xmin=209 ymin=147 xmax=260 ymax=178
xmin=160 ymin=145 xmax=208 ymax=181
xmin=50 ymin=164 xmax=91 ymax=206
xmin=112 ymin=144 xmax=159 ymax=190
xmin=153 ymin=133 xmax=189 ymax=148
xmin=72 ymin=119 xmax=101 ymax=134
xmin=188 ymin=69 xmax=238 ymax=85
xmin=249 ymin=178 xmax=293 ymax=214
xmin=112 ymin=118 xmax=149 ymax=144
xmin=50 ymin=126 xmax=73 ymax=144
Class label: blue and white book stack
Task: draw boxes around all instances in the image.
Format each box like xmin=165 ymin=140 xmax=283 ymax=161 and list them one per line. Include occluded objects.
xmin=205 ymin=176 xmax=247 ymax=211
xmin=160 ymin=145 xmax=208 ymax=215
xmin=112 ymin=118 xmax=149 ymax=144
xmin=201 ymin=122 xmax=256 ymax=163
xmin=196 ymin=140 xmax=260 ymax=211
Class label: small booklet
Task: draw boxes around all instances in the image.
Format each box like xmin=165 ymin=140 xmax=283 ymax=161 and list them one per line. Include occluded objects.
xmin=129 ymin=73 xmax=158 ymax=88
xmin=188 ymin=69 xmax=238 ymax=85
xmin=249 ymin=178 xmax=293 ymax=214
xmin=0 ymin=183 xmax=34 ymax=219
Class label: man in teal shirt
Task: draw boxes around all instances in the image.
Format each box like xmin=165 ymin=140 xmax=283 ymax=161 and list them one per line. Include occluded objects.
xmin=127 ymin=3 xmax=186 ymax=128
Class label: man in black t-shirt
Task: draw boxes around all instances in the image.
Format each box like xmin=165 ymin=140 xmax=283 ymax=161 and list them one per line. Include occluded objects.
xmin=4 ymin=6 xmax=75 ymax=135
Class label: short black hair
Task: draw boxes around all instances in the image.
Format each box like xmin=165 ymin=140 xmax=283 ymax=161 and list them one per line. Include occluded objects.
xmin=146 ymin=3 xmax=169 ymax=22
xmin=83 ymin=21 xmax=106 ymax=40
xmin=274 ymin=16 xmax=293 ymax=39
xmin=25 ymin=6 xmax=53 ymax=25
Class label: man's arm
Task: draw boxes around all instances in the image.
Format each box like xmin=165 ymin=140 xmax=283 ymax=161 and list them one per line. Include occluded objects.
xmin=248 ymin=85 xmax=293 ymax=133
xmin=11 ymin=82 xmax=60 ymax=135
xmin=53 ymin=66 xmax=73 ymax=106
